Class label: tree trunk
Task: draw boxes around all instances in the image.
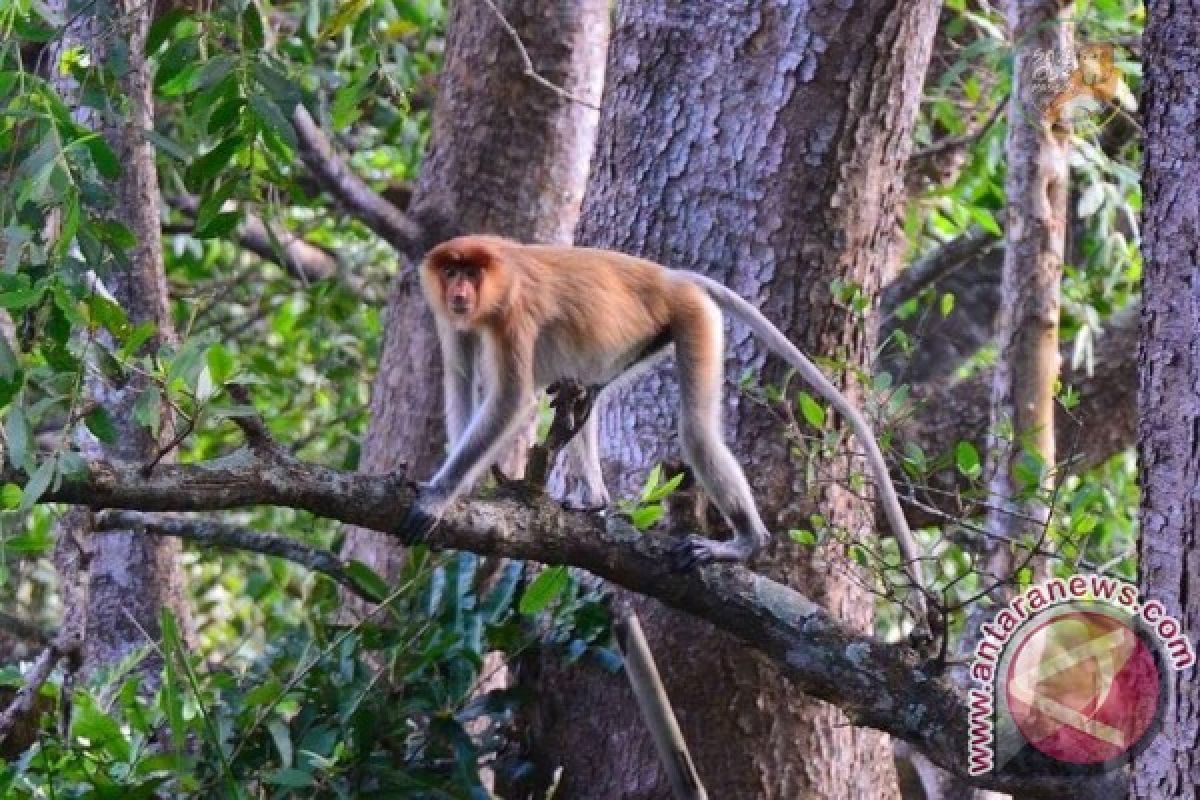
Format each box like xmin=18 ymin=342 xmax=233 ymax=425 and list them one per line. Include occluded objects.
xmin=339 ymin=0 xmax=609 ymax=581
xmin=980 ymin=0 xmax=1071 ymax=582
xmin=525 ymin=2 xmax=939 ymax=797
xmin=49 ymin=0 xmax=189 ymax=674
xmin=1131 ymin=2 xmax=1200 ymax=797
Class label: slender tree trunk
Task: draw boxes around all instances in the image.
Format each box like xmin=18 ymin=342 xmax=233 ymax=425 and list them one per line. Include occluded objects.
xmin=339 ymin=0 xmax=609 ymax=581
xmin=1131 ymin=2 xmax=1200 ymax=797
xmin=524 ymin=2 xmax=939 ymax=797
xmin=49 ymin=0 xmax=189 ymax=673
xmin=980 ymin=0 xmax=1071 ymax=583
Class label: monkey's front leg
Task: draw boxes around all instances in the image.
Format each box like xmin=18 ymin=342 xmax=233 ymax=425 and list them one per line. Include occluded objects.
xmin=400 ymin=379 xmax=534 ymax=545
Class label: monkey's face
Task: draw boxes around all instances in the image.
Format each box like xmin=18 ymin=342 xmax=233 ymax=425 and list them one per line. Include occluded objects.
xmin=440 ymin=263 xmax=484 ymax=326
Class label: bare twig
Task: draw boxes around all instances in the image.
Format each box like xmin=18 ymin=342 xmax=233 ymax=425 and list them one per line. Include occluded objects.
xmin=93 ymin=511 xmax=380 ymax=604
xmin=882 ymin=226 xmax=998 ymax=317
xmin=909 ymin=98 xmax=1007 ymax=165
xmin=0 ymin=643 xmax=60 ymax=747
xmin=477 ymin=0 xmax=601 ymax=111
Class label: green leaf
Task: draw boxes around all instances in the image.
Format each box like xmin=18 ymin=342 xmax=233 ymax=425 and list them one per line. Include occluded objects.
xmin=20 ymin=458 xmax=56 ymax=511
xmin=195 ymin=210 xmax=241 ymax=239
xmin=1 ymin=483 xmax=22 ymax=509
xmin=345 ymin=560 xmax=389 ymax=602
xmin=205 ymin=343 xmax=235 ymax=385
xmin=954 ymin=441 xmax=981 ymax=477
xmin=82 ymin=136 xmax=120 ymax=180
xmin=208 ymin=96 xmax=246 ymax=135
xmin=5 ymin=407 xmax=29 ymax=469
xmin=267 ymin=719 xmax=293 ymax=768
xmin=968 ymin=208 xmax=1003 ymax=236
xmin=940 ymin=292 xmax=955 ymax=318
xmin=120 ymin=321 xmax=158 ymax=358
xmin=73 ymin=697 xmax=131 ymax=760
xmin=249 ymin=93 xmax=297 ymax=149
xmin=628 ymin=505 xmax=663 ymax=530
xmin=798 ymin=391 xmax=826 ymax=428
xmin=848 ymin=544 xmax=870 ymax=567
xmin=242 ymin=6 xmax=265 ymax=49
xmin=85 ymin=407 xmax=118 ymax=443
xmin=788 ymin=529 xmax=817 ymax=545
xmin=266 ymin=768 xmax=314 ymax=788
xmin=519 ymin=566 xmax=569 ymax=615
xmin=0 ymin=286 xmax=44 ymax=309
xmin=186 ymin=136 xmax=244 ymax=188
xmin=5 ymin=528 xmax=52 ymax=554
xmin=145 ymin=8 xmax=187 ymax=54
xmin=193 ymin=55 xmax=236 ymax=91
xmin=88 ymin=293 xmax=130 ymax=339
xmin=642 ymin=470 xmax=684 ymax=503
xmin=133 ymin=385 xmax=162 ymax=435
xmin=0 ymin=372 xmax=24 ymax=410
xmin=94 ymin=219 xmax=137 ymax=250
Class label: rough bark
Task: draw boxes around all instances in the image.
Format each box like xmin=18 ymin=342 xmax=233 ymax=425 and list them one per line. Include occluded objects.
xmin=1132 ymin=2 xmax=1200 ymax=796
xmin=980 ymin=0 xmax=1071 ymax=583
xmin=523 ymin=2 xmax=939 ymax=797
xmin=48 ymin=0 xmax=189 ymax=674
xmin=338 ymin=0 xmax=608 ymax=582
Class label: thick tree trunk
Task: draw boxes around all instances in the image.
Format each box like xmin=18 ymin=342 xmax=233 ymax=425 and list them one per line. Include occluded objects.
xmin=980 ymin=0 xmax=1071 ymax=582
xmin=339 ymin=0 xmax=608 ymax=580
xmin=525 ymin=2 xmax=939 ymax=797
xmin=49 ymin=0 xmax=189 ymax=673
xmin=1131 ymin=2 xmax=1200 ymax=797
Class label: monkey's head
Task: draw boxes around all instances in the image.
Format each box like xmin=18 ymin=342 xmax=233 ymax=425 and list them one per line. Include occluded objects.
xmin=422 ymin=237 xmax=511 ymax=330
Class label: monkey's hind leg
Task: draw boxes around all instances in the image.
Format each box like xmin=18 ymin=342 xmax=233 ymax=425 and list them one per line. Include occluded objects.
xmin=669 ymin=294 xmax=770 ymax=570
xmin=561 ymin=405 xmax=611 ymax=512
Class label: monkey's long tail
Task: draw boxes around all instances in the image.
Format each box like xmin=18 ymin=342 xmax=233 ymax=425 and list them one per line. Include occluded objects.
xmin=683 ymin=272 xmax=929 ymax=621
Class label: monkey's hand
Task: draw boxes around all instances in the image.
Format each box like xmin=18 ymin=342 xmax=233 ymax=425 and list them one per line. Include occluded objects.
xmin=399 ymin=486 xmax=450 ymax=546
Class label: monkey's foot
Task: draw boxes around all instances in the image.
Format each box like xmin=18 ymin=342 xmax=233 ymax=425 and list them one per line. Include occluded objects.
xmin=399 ymin=487 xmax=447 ymax=545
xmin=398 ymin=505 xmax=438 ymax=545
xmin=670 ymin=535 xmax=759 ymax=571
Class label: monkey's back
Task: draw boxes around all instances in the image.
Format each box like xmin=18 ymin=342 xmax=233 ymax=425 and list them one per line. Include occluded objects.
xmin=518 ymin=243 xmax=704 ymax=387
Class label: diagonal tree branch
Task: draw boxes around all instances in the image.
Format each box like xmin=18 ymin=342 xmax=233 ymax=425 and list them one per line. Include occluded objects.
xmin=292 ymin=105 xmax=429 ymax=261
xmin=92 ymin=511 xmax=379 ymax=604
xmin=2 ymin=443 xmax=1116 ymax=796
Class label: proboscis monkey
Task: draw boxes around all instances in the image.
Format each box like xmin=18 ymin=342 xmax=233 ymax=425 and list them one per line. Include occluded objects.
xmin=404 ymin=235 xmax=926 ymax=597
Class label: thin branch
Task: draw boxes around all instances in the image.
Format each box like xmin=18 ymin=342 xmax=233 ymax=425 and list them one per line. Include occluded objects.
xmin=0 ymin=643 xmax=60 ymax=746
xmin=291 ymin=105 xmax=428 ymax=260
xmin=882 ymin=226 xmax=998 ymax=317
xmin=909 ymin=98 xmax=1007 ymax=165
xmin=168 ymin=195 xmax=350 ymax=291
xmin=93 ymin=511 xmax=379 ymax=604
xmin=477 ymin=0 xmax=601 ymax=111
xmin=616 ymin=612 xmax=707 ymax=800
